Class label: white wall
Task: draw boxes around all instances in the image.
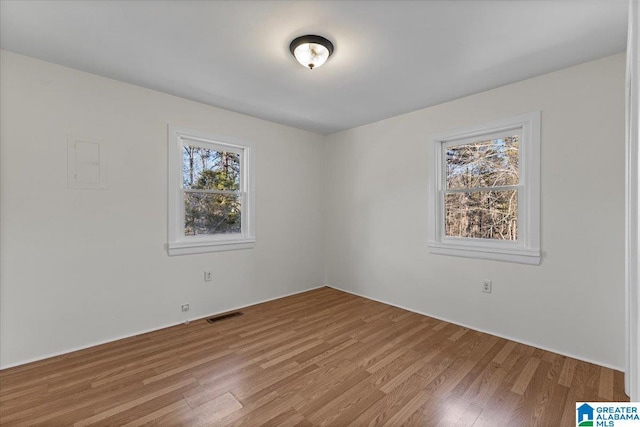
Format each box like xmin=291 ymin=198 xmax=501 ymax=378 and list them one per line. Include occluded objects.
xmin=324 ymin=54 xmax=627 ymax=370
xmin=0 ymin=50 xmax=627 ymax=371
xmin=0 ymin=51 xmax=325 ymax=368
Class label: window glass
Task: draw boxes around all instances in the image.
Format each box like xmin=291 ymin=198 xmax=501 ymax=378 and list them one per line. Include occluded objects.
xmin=445 ymin=190 xmax=518 ymax=240
xmin=185 ymin=193 xmax=242 ymax=236
xmin=182 ymin=146 xmax=240 ymax=191
xmin=446 ymin=136 xmax=519 ymax=190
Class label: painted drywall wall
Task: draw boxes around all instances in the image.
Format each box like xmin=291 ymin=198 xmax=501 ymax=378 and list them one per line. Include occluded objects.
xmin=0 ymin=49 xmax=627 ymax=371
xmin=0 ymin=50 xmax=325 ymax=368
xmin=324 ymin=54 xmax=626 ymax=370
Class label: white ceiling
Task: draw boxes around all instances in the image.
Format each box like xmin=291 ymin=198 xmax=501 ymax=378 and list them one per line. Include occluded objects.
xmin=0 ymin=0 xmax=628 ymax=134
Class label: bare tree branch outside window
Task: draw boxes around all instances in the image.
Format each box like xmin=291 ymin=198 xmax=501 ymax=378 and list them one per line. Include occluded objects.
xmin=444 ymin=136 xmax=519 ymax=240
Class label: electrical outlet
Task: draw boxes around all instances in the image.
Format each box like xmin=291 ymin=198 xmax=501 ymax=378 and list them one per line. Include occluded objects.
xmin=181 ymin=304 xmax=190 ymax=312
xmin=204 ymin=271 xmax=212 ymax=282
xmin=482 ymin=281 xmax=492 ymax=293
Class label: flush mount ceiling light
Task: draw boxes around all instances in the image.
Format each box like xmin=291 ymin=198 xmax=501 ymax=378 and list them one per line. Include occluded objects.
xmin=289 ymin=35 xmax=334 ymax=70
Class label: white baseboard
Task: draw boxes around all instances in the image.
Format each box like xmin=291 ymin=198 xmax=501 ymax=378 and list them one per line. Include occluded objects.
xmin=327 ymin=284 xmax=624 ymax=372
xmin=0 ymin=285 xmax=326 ymax=371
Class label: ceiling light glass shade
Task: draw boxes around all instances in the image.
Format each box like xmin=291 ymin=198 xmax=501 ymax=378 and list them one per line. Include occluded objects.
xmin=289 ymin=35 xmax=334 ymax=70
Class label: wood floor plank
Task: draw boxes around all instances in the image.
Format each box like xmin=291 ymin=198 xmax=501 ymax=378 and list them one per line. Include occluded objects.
xmin=72 ymin=377 xmax=197 ymax=427
xmin=493 ymin=340 xmax=517 ymax=365
xmin=0 ymin=287 xmax=628 ymax=426
xmin=599 ymin=366 xmax=614 ymax=400
xmin=558 ymin=356 xmax=578 ymax=387
xmin=472 ymin=386 xmax=523 ymax=427
xmin=435 ymin=399 xmax=483 ymax=427
xmin=305 ymin=376 xmax=384 ymax=426
xmin=350 ymin=369 xmax=439 ymax=426
xmin=121 ymin=398 xmax=189 ymax=427
xmin=614 ymin=370 xmax=629 ymax=401
xmin=539 ymin=380 xmax=569 ymax=427
xmin=511 ymin=357 xmax=541 ymax=395
xmin=296 ymin=369 xmax=371 ymax=416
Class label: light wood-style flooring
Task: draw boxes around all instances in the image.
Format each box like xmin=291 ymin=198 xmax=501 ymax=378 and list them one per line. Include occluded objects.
xmin=0 ymin=287 xmax=628 ymax=426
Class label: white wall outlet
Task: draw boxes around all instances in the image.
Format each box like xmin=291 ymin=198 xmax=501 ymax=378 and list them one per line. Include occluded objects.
xmin=204 ymin=271 xmax=212 ymax=282
xmin=482 ymin=280 xmax=492 ymax=293
xmin=181 ymin=304 xmax=190 ymax=312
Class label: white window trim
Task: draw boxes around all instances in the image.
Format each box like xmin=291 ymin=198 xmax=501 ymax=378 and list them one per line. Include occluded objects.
xmin=167 ymin=125 xmax=255 ymax=256
xmin=427 ymin=111 xmax=541 ymax=265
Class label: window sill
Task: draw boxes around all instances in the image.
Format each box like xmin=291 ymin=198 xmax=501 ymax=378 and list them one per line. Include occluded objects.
xmin=167 ymin=238 xmax=255 ymax=256
xmin=428 ymin=242 xmax=540 ymax=265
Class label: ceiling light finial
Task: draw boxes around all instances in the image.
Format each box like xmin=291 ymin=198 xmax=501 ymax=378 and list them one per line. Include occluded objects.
xmin=289 ymin=35 xmax=334 ymax=70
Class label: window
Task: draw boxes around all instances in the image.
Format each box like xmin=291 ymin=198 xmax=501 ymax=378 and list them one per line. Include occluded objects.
xmin=427 ymin=112 xmax=540 ymax=264
xmin=168 ymin=126 xmax=255 ymax=255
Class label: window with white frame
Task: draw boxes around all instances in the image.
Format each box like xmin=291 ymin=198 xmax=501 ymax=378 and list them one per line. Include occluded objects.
xmin=427 ymin=112 xmax=541 ymax=265
xmin=168 ymin=126 xmax=255 ymax=255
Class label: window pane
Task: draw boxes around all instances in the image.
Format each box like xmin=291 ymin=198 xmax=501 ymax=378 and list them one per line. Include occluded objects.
xmin=185 ymin=193 xmax=242 ymax=236
xmin=445 ymin=190 xmax=517 ymax=240
xmin=446 ymin=136 xmax=519 ymax=190
xmin=183 ymin=145 xmax=240 ymax=191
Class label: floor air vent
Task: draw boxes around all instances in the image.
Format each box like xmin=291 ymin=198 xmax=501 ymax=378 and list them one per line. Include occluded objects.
xmin=206 ymin=311 xmax=243 ymax=324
